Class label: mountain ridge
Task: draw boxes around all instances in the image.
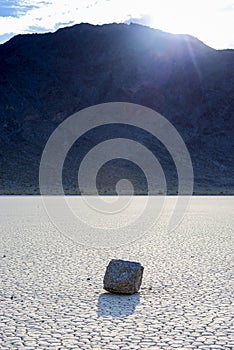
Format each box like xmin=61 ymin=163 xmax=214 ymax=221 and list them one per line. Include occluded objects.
xmin=0 ymin=23 xmax=233 ymax=194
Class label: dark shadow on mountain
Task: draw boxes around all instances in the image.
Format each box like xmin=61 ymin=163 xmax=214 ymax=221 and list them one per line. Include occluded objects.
xmin=0 ymin=22 xmax=233 ymax=194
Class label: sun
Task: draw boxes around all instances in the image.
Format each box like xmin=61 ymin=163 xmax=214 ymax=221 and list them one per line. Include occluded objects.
xmin=145 ymin=0 xmax=196 ymax=34
xmin=141 ymin=0 xmax=233 ymax=49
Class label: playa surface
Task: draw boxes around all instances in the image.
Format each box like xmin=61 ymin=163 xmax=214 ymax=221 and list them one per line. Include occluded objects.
xmin=0 ymin=196 xmax=233 ymax=349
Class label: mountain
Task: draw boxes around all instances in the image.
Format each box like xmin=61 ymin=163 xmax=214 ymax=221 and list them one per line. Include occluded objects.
xmin=0 ymin=23 xmax=233 ymax=194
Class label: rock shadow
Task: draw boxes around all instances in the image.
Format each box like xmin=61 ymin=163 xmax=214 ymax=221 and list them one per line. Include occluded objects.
xmin=97 ymin=292 xmax=140 ymax=317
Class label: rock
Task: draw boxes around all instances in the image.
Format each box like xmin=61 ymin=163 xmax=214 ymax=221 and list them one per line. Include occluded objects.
xmin=103 ymin=259 xmax=144 ymax=294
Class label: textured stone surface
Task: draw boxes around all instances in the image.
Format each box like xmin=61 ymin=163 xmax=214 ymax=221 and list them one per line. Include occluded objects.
xmin=103 ymin=259 xmax=144 ymax=294
xmin=0 ymin=197 xmax=233 ymax=349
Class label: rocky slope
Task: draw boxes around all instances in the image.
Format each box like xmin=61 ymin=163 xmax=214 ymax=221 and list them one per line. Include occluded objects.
xmin=0 ymin=23 xmax=233 ymax=194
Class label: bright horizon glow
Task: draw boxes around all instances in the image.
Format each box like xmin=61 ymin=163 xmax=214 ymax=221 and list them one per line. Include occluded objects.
xmin=0 ymin=0 xmax=233 ymax=49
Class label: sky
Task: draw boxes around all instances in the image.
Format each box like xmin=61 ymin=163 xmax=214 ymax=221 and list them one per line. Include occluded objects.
xmin=0 ymin=0 xmax=233 ymax=49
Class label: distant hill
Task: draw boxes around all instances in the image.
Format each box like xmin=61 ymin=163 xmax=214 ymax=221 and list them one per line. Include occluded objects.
xmin=0 ymin=23 xmax=233 ymax=194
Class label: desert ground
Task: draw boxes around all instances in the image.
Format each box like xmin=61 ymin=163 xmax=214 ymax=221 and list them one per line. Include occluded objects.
xmin=0 ymin=196 xmax=233 ymax=349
